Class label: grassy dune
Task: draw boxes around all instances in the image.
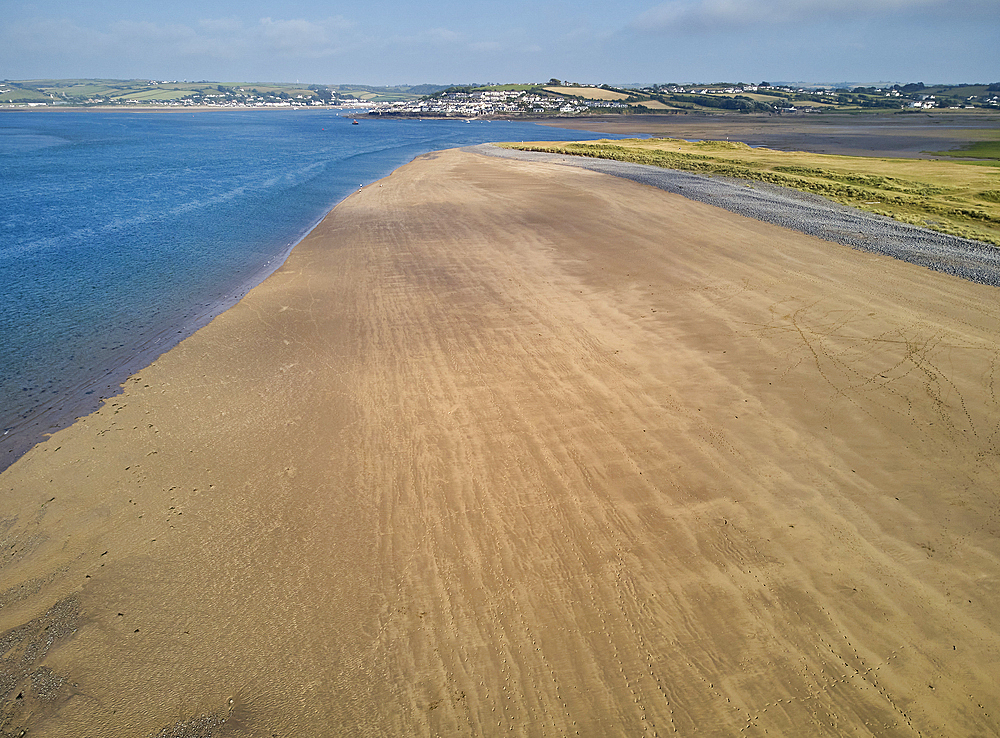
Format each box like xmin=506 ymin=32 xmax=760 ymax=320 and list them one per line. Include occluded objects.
xmin=501 ymin=138 xmax=1000 ymax=246
xmin=926 ymin=140 xmax=1000 ymax=162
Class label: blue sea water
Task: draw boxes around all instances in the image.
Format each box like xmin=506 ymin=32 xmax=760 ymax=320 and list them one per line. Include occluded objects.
xmin=0 ymin=110 xmax=629 ymax=469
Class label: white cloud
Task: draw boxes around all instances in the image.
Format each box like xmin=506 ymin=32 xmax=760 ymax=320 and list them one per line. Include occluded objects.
xmin=198 ymin=17 xmax=244 ymax=35
xmin=469 ymin=40 xmax=503 ymax=52
xmin=0 ymin=13 xmax=365 ymax=76
xmin=256 ymin=17 xmax=355 ymax=56
xmin=111 ymin=20 xmax=198 ymax=43
xmin=418 ymin=27 xmax=464 ymax=44
xmin=632 ymin=0 xmax=976 ymax=32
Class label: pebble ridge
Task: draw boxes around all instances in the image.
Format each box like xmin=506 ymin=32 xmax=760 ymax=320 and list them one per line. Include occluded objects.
xmin=473 ymin=143 xmax=1000 ymax=287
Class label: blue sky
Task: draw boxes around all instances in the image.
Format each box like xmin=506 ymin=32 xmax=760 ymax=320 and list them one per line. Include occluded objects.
xmin=2 ymin=0 xmax=997 ymax=85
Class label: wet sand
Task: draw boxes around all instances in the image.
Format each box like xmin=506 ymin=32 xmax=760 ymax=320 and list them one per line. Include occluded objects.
xmin=2 ymin=148 xmax=999 ymax=736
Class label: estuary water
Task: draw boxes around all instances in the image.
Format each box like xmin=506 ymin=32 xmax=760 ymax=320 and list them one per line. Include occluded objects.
xmin=0 ymin=110 xmax=627 ymax=470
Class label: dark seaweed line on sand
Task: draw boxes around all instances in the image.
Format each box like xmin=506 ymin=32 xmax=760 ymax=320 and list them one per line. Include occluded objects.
xmin=473 ymin=144 xmax=1000 ymax=288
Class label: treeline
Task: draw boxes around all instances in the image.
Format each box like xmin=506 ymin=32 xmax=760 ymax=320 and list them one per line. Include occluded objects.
xmin=664 ymin=94 xmax=774 ymax=112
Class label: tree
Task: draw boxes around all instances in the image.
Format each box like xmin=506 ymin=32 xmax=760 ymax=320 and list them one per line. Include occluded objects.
xmin=548 ymin=78 xmax=562 ymax=86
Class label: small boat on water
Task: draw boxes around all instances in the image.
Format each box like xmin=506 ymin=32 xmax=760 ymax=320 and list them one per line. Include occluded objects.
xmin=352 ymin=119 xmax=359 ymax=125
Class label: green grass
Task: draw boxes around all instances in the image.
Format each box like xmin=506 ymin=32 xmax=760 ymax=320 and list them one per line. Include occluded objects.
xmin=0 ymin=79 xmax=348 ymax=105
xmin=925 ymin=140 xmax=1000 ymax=162
xmin=353 ymin=91 xmax=421 ymax=102
xmin=499 ymin=138 xmax=1000 ymax=247
xmin=0 ymin=89 xmax=50 ymax=102
xmin=112 ymin=89 xmax=201 ymax=101
xmin=44 ymin=83 xmax=113 ymax=96
xmin=922 ymin=85 xmax=991 ymax=97
xmin=476 ymin=84 xmax=540 ymax=92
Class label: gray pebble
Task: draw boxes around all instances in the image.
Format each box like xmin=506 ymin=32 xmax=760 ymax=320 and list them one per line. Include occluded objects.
xmin=472 ymin=144 xmax=1000 ymax=288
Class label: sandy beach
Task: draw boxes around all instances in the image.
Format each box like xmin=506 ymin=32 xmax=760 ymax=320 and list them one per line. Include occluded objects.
xmin=2 ymin=147 xmax=999 ymax=736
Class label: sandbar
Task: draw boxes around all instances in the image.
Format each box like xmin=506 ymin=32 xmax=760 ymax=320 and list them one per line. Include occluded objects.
xmin=1 ymin=148 xmax=999 ymax=736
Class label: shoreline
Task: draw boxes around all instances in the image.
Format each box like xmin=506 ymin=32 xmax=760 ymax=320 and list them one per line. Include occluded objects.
xmin=0 ymin=115 xmax=628 ymax=474
xmin=3 ymin=110 xmax=995 ymax=471
xmin=0 ymin=104 xmax=375 ymax=113
xmin=3 ymin=146 xmax=999 ymax=734
xmin=0 ymin=234 xmax=302 ymax=474
xmin=4 ymin=108 xmax=995 ymax=474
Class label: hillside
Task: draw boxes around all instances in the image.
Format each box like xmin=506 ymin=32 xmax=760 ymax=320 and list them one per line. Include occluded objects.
xmin=3 ymin=79 xmax=997 ymax=113
xmin=0 ymin=79 xmax=447 ymax=108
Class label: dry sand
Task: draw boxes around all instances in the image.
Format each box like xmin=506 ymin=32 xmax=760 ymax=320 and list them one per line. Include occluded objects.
xmin=2 ymin=148 xmax=999 ymax=736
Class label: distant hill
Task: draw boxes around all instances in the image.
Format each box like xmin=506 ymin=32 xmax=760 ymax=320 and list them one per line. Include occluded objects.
xmin=330 ymin=84 xmax=451 ymax=102
xmin=0 ymin=79 xmax=447 ymax=107
xmin=2 ymin=79 xmax=997 ymax=113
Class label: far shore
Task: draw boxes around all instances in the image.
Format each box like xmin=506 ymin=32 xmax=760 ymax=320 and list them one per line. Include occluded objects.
xmin=0 ymin=104 xmax=374 ymax=113
xmin=6 ymin=106 xmax=996 ymax=158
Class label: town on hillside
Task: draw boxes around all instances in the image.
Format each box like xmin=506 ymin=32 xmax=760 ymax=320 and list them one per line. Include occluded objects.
xmin=2 ymin=79 xmax=998 ymax=116
xmin=368 ymin=81 xmax=1000 ymax=117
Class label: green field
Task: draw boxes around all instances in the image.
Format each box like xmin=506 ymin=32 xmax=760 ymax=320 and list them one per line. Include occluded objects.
xmin=332 ymin=84 xmax=446 ymax=102
xmin=3 ymin=79 xmax=998 ymax=114
xmin=0 ymin=79 xmax=402 ymax=106
xmin=111 ymin=88 xmax=202 ymax=101
xmin=501 ymin=138 xmax=1000 ymax=246
xmin=476 ymin=84 xmax=540 ymax=92
xmin=926 ymin=140 xmax=1000 ymax=161
xmin=922 ymin=84 xmax=992 ymax=97
xmin=0 ymin=89 xmax=49 ymax=102
xmin=347 ymin=90 xmax=421 ymax=102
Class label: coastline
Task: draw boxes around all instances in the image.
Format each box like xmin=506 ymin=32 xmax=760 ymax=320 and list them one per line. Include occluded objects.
xmin=6 ymin=107 xmax=997 ymax=160
xmin=0 ymin=104 xmax=374 ymax=112
xmin=0 ymin=216 xmax=310 ymax=474
xmin=0 ymin=115 xmax=557 ymax=474
xmin=3 ymin=147 xmax=1000 ymax=735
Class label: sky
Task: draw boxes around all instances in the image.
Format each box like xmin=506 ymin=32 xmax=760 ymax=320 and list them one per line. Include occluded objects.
xmin=2 ymin=0 xmax=997 ymax=86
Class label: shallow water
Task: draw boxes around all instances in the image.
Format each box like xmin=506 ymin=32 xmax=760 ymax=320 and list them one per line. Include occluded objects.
xmin=0 ymin=111 xmax=626 ymax=469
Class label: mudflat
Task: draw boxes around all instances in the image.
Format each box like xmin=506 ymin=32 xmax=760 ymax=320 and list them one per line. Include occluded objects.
xmin=2 ymin=148 xmax=999 ymax=736
xmin=540 ymin=112 xmax=1000 ymax=158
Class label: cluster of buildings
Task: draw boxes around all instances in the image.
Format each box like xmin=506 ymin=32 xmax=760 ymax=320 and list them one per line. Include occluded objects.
xmin=83 ymin=88 xmax=370 ymax=108
xmin=652 ymin=85 xmax=770 ymax=94
xmin=0 ymin=81 xmax=373 ymax=109
xmin=6 ymin=79 xmax=998 ymax=113
xmin=101 ymin=97 xmax=366 ymax=109
xmin=907 ymin=94 xmax=999 ymax=109
xmin=369 ymin=89 xmax=628 ymax=118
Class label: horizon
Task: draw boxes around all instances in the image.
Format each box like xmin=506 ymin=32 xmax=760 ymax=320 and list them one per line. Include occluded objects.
xmin=5 ymin=77 xmax=997 ymax=90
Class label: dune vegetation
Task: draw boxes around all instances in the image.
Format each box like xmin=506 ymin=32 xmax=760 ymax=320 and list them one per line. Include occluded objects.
xmin=501 ymin=138 xmax=1000 ymax=246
